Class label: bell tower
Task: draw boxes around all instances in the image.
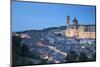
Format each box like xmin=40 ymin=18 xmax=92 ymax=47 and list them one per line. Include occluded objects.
xmin=65 ymin=15 xmax=70 ymax=37
xmin=66 ymin=15 xmax=70 ymax=31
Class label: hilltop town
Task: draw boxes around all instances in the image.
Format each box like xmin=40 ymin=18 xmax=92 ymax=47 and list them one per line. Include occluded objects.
xmin=12 ymin=16 xmax=96 ymax=66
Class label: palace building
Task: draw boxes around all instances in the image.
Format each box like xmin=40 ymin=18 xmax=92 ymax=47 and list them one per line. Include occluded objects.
xmin=65 ymin=16 xmax=95 ymax=39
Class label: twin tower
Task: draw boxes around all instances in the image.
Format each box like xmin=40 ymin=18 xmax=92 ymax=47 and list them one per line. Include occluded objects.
xmin=66 ymin=15 xmax=79 ymax=30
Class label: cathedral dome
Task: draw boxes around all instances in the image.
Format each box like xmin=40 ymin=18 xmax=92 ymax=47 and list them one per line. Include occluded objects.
xmin=73 ymin=17 xmax=79 ymax=29
xmin=73 ymin=17 xmax=78 ymax=25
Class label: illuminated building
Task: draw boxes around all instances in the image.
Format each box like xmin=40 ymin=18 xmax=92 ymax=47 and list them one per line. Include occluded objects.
xmin=65 ymin=16 xmax=95 ymax=39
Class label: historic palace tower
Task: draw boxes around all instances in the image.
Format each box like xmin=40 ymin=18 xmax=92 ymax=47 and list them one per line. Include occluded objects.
xmin=65 ymin=15 xmax=70 ymax=37
xmin=66 ymin=15 xmax=70 ymax=31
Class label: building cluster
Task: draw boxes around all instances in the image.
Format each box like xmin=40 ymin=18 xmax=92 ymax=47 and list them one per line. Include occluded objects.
xmin=12 ymin=16 xmax=96 ymax=65
xmin=65 ymin=16 xmax=95 ymax=39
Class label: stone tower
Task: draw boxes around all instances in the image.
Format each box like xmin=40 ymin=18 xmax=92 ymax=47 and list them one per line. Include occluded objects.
xmin=66 ymin=15 xmax=70 ymax=31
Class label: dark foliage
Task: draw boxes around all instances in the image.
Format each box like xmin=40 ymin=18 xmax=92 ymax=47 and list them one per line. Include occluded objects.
xmin=12 ymin=36 xmax=22 ymax=66
xmin=65 ymin=50 xmax=78 ymax=63
xmin=39 ymin=59 xmax=48 ymax=64
xmin=79 ymin=52 xmax=88 ymax=62
xmin=12 ymin=35 xmax=41 ymax=66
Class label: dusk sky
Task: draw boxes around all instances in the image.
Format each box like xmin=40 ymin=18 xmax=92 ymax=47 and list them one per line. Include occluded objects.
xmin=12 ymin=1 xmax=96 ymax=32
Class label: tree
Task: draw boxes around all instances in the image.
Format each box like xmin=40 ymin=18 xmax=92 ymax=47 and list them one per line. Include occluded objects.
xmin=12 ymin=35 xmax=22 ymax=66
xmin=65 ymin=50 xmax=78 ymax=63
xmin=21 ymin=43 xmax=30 ymax=57
xmin=88 ymin=53 xmax=96 ymax=61
xmin=39 ymin=59 xmax=48 ymax=64
xmin=79 ymin=52 xmax=88 ymax=62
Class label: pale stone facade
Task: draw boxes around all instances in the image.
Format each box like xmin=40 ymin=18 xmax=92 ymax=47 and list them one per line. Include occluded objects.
xmin=65 ymin=16 xmax=95 ymax=39
xmin=65 ymin=27 xmax=95 ymax=39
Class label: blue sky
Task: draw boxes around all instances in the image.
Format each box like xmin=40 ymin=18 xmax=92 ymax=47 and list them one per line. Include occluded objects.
xmin=12 ymin=1 xmax=96 ymax=32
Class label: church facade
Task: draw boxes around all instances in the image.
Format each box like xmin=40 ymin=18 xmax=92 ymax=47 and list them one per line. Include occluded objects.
xmin=65 ymin=16 xmax=95 ymax=39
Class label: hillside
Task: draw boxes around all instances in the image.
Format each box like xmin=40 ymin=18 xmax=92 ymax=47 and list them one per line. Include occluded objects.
xmin=12 ymin=26 xmax=96 ymax=66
